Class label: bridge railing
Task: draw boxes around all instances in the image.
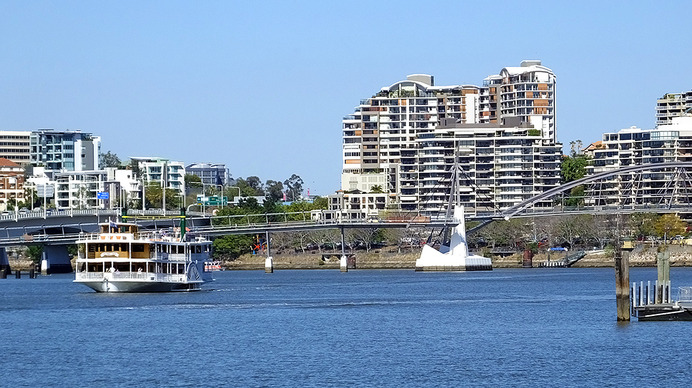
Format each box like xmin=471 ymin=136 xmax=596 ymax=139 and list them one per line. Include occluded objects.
xmin=0 ymin=209 xmax=119 ymax=222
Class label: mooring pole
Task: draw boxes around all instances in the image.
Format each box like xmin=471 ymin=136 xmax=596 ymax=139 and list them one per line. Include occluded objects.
xmin=657 ymin=247 xmax=670 ymax=303
xmin=615 ymin=215 xmax=630 ymax=321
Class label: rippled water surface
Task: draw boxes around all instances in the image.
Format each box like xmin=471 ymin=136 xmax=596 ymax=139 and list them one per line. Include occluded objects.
xmin=2 ymin=267 xmax=691 ymax=387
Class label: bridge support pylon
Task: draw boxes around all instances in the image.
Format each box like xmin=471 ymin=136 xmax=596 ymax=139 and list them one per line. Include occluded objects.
xmin=40 ymin=245 xmax=72 ymax=275
xmin=264 ymin=231 xmax=273 ymax=273
xmin=339 ymin=227 xmax=347 ymax=272
xmin=265 ymin=257 xmax=274 ymax=273
xmin=0 ymin=247 xmax=10 ymax=277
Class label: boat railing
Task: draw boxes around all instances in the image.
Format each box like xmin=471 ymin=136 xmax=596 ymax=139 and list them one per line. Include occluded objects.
xmin=76 ymin=271 xmax=189 ymax=283
xmin=77 ymin=231 xmax=184 ymax=243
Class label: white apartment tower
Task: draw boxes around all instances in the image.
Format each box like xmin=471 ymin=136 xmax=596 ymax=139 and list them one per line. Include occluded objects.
xmin=583 ymin=116 xmax=692 ymax=206
xmin=480 ymin=60 xmax=557 ymax=142
xmin=656 ymin=91 xmax=692 ymax=126
xmin=400 ymin=119 xmax=562 ymax=214
xmin=342 ymin=74 xmax=480 ymax=195
xmin=341 ymin=61 xmax=558 ymax=213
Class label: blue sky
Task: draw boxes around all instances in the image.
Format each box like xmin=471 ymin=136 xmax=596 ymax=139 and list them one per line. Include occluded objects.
xmin=1 ymin=1 xmax=690 ymax=195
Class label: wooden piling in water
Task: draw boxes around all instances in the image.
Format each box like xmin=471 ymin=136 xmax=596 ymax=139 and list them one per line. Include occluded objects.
xmin=614 ymin=248 xmax=630 ymax=321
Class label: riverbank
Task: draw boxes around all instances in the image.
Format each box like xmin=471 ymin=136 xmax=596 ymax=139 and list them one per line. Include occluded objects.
xmin=8 ymin=244 xmax=692 ymax=272
xmin=220 ymin=245 xmax=692 ymax=270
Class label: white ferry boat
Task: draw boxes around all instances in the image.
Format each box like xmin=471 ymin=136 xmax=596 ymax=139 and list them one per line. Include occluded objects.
xmin=74 ymin=221 xmax=213 ymax=292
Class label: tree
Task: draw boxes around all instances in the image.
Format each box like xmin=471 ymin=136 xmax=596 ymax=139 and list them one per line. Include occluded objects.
xmin=370 ymin=185 xmax=384 ymax=193
xmin=185 ymin=174 xmax=203 ymax=189
xmin=99 ymin=151 xmax=121 ymax=168
xmin=655 ymin=214 xmax=687 ymax=243
xmin=144 ymin=183 xmax=182 ymax=210
xmin=265 ymin=180 xmax=284 ymax=202
xmin=561 ymin=154 xmax=590 ymax=183
xmin=561 ymin=154 xmax=590 ymax=207
xmin=312 ymin=196 xmax=328 ymax=209
xmin=554 ymin=214 xmax=592 ymax=249
xmin=569 ymin=140 xmax=584 ymax=157
xmin=284 ymin=174 xmax=304 ymax=201
xmin=235 ymin=176 xmax=264 ymax=196
xmin=25 ymin=245 xmax=43 ymax=263
xmin=245 ymin=176 xmax=264 ymax=195
xmin=564 ymin=185 xmax=585 ymax=207
xmin=212 ymin=234 xmax=255 ymax=260
xmin=630 ymin=213 xmax=659 ymax=240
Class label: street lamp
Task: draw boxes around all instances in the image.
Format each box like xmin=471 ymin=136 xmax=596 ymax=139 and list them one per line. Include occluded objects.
xmin=228 ymin=186 xmax=241 ymax=205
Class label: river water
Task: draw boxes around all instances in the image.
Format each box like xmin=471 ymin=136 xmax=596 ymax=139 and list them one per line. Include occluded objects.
xmin=2 ymin=267 xmax=691 ymax=387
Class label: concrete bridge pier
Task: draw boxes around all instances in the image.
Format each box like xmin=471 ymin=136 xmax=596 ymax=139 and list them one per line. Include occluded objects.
xmin=0 ymin=247 xmax=10 ymax=276
xmin=264 ymin=231 xmax=273 ymax=273
xmin=340 ymin=227 xmax=348 ymax=273
xmin=40 ymin=245 xmax=72 ymax=275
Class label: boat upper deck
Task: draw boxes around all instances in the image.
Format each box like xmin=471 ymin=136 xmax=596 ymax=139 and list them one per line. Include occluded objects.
xmin=77 ymin=222 xmax=210 ymax=246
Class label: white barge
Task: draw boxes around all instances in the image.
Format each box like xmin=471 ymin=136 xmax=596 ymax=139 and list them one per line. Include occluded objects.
xmin=74 ymin=222 xmax=213 ymax=292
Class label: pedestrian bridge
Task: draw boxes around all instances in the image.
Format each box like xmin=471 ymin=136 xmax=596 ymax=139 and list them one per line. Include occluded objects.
xmin=2 ymin=162 xmax=692 ymax=272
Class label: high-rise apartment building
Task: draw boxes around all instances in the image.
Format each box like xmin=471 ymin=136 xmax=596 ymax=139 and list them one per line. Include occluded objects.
xmin=656 ymin=91 xmax=692 ymax=126
xmin=30 ymin=130 xmax=101 ymax=174
xmin=400 ymin=119 xmax=562 ymax=214
xmin=583 ymin=116 xmax=692 ymax=206
xmin=480 ymin=60 xmax=556 ymax=141
xmin=341 ymin=61 xmax=559 ymax=214
xmin=342 ymin=74 xmax=480 ymax=195
xmin=0 ymin=131 xmax=31 ymax=166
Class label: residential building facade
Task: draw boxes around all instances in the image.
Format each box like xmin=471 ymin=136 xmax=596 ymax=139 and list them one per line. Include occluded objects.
xmin=105 ymin=167 xmax=142 ymax=209
xmin=0 ymin=158 xmax=25 ymax=210
xmin=342 ymin=73 xmax=480 ymax=197
xmin=54 ymin=170 xmax=107 ymax=210
xmin=480 ymin=60 xmax=557 ymax=142
xmin=583 ymin=116 xmax=692 ymax=206
xmin=340 ymin=61 xmax=558 ymax=215
xmin=30 ymin=130 xmax=101 ymax=174
xmin=0 ymin=131 xmax=31 ymax=166
xmin=656 ymin=91 xmax=692 ymax=126
xmin=402 ymin=119 xmax=562 ymax=215
xmin=186 ymin=163 xmax=229 ymax=186
xmin=327 ymin=191 xmax=388 ymax=220
xmin=131 ymin=157 xmax=185 ymax=194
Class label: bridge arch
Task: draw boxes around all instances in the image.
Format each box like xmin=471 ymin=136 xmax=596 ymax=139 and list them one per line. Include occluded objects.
xmin=500 ymin=162 xmax=692 ymax=219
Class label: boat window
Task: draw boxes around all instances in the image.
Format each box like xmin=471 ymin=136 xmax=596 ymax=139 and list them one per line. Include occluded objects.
xmin=132 ymin=244 xmax=145 ymax=253
xmin=177 ymin=245 xmax=184 ymax=254
xmin=88 ymin=245 xmax=96 ymax=252
xmin=105 ymin=244 xmax=112 ymax=252
xmin=196 ymin=246 xmax=202 ymax=253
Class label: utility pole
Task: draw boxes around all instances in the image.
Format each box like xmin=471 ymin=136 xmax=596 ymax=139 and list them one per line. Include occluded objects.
xmin=162 ymin=161 xmax=167 ymax=213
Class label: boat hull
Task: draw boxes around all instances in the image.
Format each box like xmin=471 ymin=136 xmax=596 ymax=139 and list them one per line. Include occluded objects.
xmin=74 ymin=279 xmax=203 ymax=293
